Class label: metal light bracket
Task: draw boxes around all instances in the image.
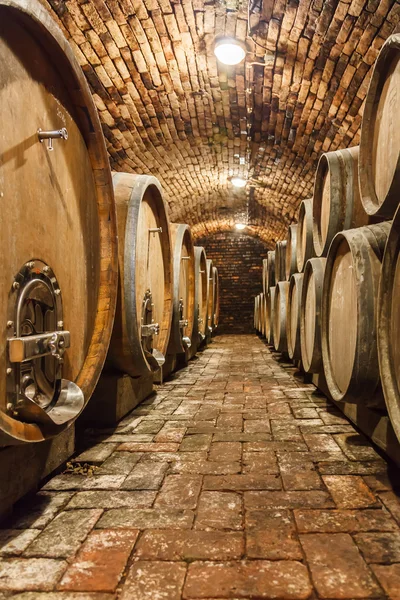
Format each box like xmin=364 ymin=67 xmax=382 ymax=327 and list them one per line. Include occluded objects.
xmin=38 ymin=128 xmax=68 ymax=151
xmin=149 ymin=227 xmax=162 ymax=237
xmin=6 ymin=260 xmax=83 ymax=426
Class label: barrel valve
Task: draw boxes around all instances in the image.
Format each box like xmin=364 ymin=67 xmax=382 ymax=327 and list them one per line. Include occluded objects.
xmin=38 ymin=128 xmax=68 ymax=151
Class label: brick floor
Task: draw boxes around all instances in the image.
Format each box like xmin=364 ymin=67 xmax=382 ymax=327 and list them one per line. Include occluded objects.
xmin=2 ymin=334 xmax=400 ymax=599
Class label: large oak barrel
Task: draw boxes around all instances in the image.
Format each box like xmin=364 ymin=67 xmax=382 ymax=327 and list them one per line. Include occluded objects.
xmin=266 ymin=287 xmax=276 ymax=345
xmin=0 ymin=0 xmax=117 ymax=444
xmin=193 ymin=247 xmax=208 ymax=347
xmin=263 ymin=251 xmax=275 ymax=294
xmin=167 ymin=224 xmax=195 ymax=355
xmin=296 ymin=198 xmax=314 ymax=272
xmin=285 ymin=225 xmax=298 ymax=280
xmin=378 ymin=207 xmax=400 ymax=438
xmin=261 ymin=293 xmax=267 ymax=337
xmin=275 ymin=241 xmax=287 ymax=283
xmin=300 ymin=258 xmax=326 ymax=373
xmin=359 ymin=34 xmax=400 ymax=218
xmin=312 ymin=146 xmax=369 ymax=257
xmin=287 ymin=274 xmax=304 ymax=362
xmin=273 ymin=282 xmax=289 ymax=352
xmin=322 ymin=223 xmax=390 ymax=403
xmin=212 ymin=266 xmax=220 ymax=330
xmin=108 ymin=173 xmax=172 ymax=377
xmin=206 ymin=259 xmax=214 ymax=336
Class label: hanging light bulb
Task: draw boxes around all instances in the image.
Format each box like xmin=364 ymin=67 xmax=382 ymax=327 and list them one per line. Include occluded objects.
xmin=230 ymin=176 xmax=247 ymax=188
xmin=235 ymin=223 xmax=246 ymax=230
xmin=214 ymin=38 xmax=246 ymax=66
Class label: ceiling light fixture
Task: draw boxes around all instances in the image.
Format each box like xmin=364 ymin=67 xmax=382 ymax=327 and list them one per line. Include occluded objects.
xmin=235 ymin=223 xmax=246 ymax=230
xmin=214 ymin=38 xmax=246 ymax=66
xmin=230 ymin=176 xmax=247 ymax=188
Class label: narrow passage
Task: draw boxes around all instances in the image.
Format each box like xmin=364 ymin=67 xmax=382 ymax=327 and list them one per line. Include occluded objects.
xmin=1 ymin=334 xmax=400 ymax=599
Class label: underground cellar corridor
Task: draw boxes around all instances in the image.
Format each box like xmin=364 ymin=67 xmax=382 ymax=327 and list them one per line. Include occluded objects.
xmin=1 ymin=334 xmax=400 ymax=599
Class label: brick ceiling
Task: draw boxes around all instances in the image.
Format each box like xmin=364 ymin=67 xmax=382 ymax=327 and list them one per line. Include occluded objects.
xmin=44 ymin=0 xmax=399 ymax=247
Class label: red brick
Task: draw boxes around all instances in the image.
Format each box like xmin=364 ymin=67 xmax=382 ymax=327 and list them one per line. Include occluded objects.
xmin=334 ymin=433 xmax=382 ymax=461
xmin=243 ymin=419 xmax=271 ymax=433
xmin=282 ymin=469 xmax=323 ymax=490
xmin=135 ymin=530 xmax=244 ymax=560
xmin=117 ymin=442 xmax=179 ymax=452
xmin=300 ymin=533 xmax=383 ymax=598
xmin=303 ymin=433 xmax=342 ymax=452
xmin=371 ymin=564 xmax=400 ymax=599
xmin=245 ymin=490 xmax=334 ymax=509
xmin=246 ymin=509 xmax=302 ymax=559
xmin=195 ymin=491 xmax=242 ymax=530
xmin=209 ymin=442 xmax=242 ymax=462
xmin=170 ymin=460 xmax=241 ymax=474
xmin=322 ymin=475 xmax=378 ymax=508
xmin=179 ymin=434 xmax=212 ymax=451
xmin=154 ymin=427 xmax=186 ymax=443
xmin=0 ymin=558 xmax=67 ymax=591
xmin=96 ymin=508 xmax=194 ymax=529
xmin=378 ymin=491 xmax=400 ymax=525
xmin=183 ymin=560 xmax=312 ymax=599
xmin=203 ymin=474 xmax=281 ymax=491
xmin=242 ymin=451 xmax=279 ymax=474
xmin=121 ymin=461 xmax=168 ymax=490
xmin=58 ymin=529 xmax=139 ymax=591
xmin=121 ymin=561 xmax=186 ymax=600
xmin=155 ymin=475 xmax=202 ymax=509
xmin=294 ymin=509 xmax=397 ymax=533
xmin=217 ymin=414 xmax=243 ymax=430
xmin=354 ymin=532 xmax=400 ymax=563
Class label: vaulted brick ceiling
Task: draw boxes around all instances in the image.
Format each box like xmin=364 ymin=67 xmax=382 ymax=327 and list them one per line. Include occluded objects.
xmin=44 ymin=0 xmax=399 ymax=246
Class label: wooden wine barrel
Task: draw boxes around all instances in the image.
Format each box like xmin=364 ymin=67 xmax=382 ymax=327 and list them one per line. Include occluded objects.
xmin=0 ymin=0 xmax=117 ymax=444
xmin=300 ymin=258 xmax=326 ymax=373
xmin=167 ymin=224 xmax=195 ymax=355
xmin=193 ymin=247 xmax=208 ymax=347
xmin=275 ymin=241 xmax=287 ymax=283
xmin=206 ymin=259 xmax=214 ymax=335
xmin=296 ymin=198 xmax=315 ymax=272
xmin=263 ymin=252 xmax=275 ymax=294
xmin=212 ymin=266 xmax=220 ymax=330
xmin=108 ymin=174 xmax=172 ymax=377
xmin=287 ymin=274 xmax=304 ymax=362
xmin=273 ymin=282 xmax=289 ymax=352
xmin=285 ymin=224 xmax=298 ymax=280
xmin=322 ymin=222 xmax=391 ymax=403
xmin=266 ymin=287 xmax=276 ymax=346
xmin=312 ymin=146 xmax=369 ymax=257
xmin=378 ymin=207 xmax=400 ymax=438
xmin=359 ymin=34 xmax=400 ymax=218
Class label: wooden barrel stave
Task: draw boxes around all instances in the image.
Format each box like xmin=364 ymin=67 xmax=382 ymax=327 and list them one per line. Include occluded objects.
xmin=193 ymin=247 xmax=208 ymax=349
xmin=285 ymin=225 xmax=298 ymax=280
xmin=322 ymin=222 xmax=391 ymax=404
xmin=378 ymin=207 xmax=400 ymax=439
xmin=108 ymin=173 xmax=172 ymax=377
xmin=0 ymin=0 xmax=117 ymax=444
xmin=287 ymin=273 xmax=304 ymax=362
xmin=167 ymin=224 xmax=195 ymax=355
xmin=212 ymin=266 xmax=220 ymax=330
xmin=273 ymin=282 xmax=289 ymax=353
xmin=275 ymin=241 xmax=287 ymax=283
xmin=313 ymin=146 xmax=369 ymax=257
xmin=266 ymin=287 xmax=276 ymax=346
xmin=300 ymin=258 xmax=326 ymax=374
xmin=296 ymin=198 xmax=315 ymax=272
xmin=359 ymin=34 xmax=400 ymax=218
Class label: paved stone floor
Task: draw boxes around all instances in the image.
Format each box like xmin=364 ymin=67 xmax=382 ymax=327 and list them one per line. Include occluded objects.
xmin=1 ymin=334 xmax=400 ymax=599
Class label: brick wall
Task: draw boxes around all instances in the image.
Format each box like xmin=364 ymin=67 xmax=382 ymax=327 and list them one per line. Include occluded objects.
xmin=196 ymin=231 xmax=269 ymax=334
